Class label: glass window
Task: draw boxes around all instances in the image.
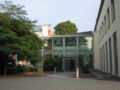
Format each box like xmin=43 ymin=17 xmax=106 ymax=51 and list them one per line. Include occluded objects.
xmin=109 ymin=38 xmax=113 ymax=74
xmin=103 ymin=45 xmax=106 ymax=72
xmin=107 ymin=8 xmax=110 ymax=29
xmin=105 ymin=42 xmax=108 ymax=72
xmin=104 ymin=16 xmax=107 ymax=34
xmin=79 ymin=37 xmax=88 ymax=46
xmin=101 ymin=23 xmax=104 ymax=38
xmin=113 ymin=32 xmax=118 ymax=75
xmin=54 ymin=37 xmax=63 ymax=46
xmin=111 ymin=0 xmax=116 ymax=22
xmin=65 ymin=37 xmax=76 ymax=46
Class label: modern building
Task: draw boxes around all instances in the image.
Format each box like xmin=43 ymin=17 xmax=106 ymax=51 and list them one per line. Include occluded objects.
xmin=52 ymin=32 xmax=93 ymax=71
xmin=33 ymin=24 xmax=93 ymax=72
xmin=93 ymin=0 xmax=120 ymax=76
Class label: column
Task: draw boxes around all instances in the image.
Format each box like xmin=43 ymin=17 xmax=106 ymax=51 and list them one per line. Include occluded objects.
xmin=76 ymin=37 xmax=79 ymax=78
xmin=63 ymin=37 xmax=65 ymax=56
xmin=62 ymin=37 xmax=65 ymax=71
xmin=52 ymin=38 xmax=54 ymax=58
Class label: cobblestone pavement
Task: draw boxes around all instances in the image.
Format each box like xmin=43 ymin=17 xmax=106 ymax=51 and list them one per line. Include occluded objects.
xmin=0 ymin=72 xmax=120 ymax=90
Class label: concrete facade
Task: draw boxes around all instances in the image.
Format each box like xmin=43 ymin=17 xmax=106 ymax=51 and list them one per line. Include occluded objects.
xmin=93 ymin=31 xmax=100 ymax=70
xmin=94 ymin=0 xmax=120 ymax=76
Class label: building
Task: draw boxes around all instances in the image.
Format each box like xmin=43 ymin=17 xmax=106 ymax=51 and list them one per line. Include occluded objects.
xmin=94 ymin=0 xmax=120 ymax=76
xmin=33 ymin=24 xmax=54 ymax=56
xmin=33 ymin=24 xmax=54 ymax=38
xmin=52 ymin=32 xmax=93 ymax=71
xmin=33 ymin=24 xmax=93 ymax=72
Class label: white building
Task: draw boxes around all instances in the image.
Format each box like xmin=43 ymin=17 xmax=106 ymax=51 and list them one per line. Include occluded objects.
xmin=94 ymin=0 xmax=120 ymax=76
xmin=33 ymin=24 xmax=54 ymax=56
xmin=33 ymin=24 xmax=54 ymax=38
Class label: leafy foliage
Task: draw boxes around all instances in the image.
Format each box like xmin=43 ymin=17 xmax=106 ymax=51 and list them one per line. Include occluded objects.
xmin=43 ymin=57 xmax=54 ymax=71
xmin=21 ymin=65 xmax=30 ymax=72
xmin=0 ymin=1 xmax=43 ymax=62
xmin=0 ymin=1 xmax=27 ymax=19
xmin=54 ymin=21 xmax=78 ymax=35
xmin=43 ymin=56 xmax=62 ymax=71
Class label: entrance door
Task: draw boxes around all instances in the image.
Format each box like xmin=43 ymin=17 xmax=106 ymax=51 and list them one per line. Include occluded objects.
xmin=64 ymin=59 xmax=75 ymax=71
xmin=70 ymin=59 xmax=75 ymax=71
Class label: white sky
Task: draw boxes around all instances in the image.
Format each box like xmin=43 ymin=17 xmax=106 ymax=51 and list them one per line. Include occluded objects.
xmin=1 ymin=0 xmax=101 ymax=32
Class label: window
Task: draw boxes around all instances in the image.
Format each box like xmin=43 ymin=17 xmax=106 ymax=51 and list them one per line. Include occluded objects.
xmin=39 ymin=28 xmax=42 ymax=31
xmin=101 ymin=47 xmax=104 ymax=71
xmin=99 ymin=30 xmax=100 ymax=43
xmin=109 ymin=38 xmax=112 ymax=74
xmin=54 ymin=37 xmax=63 ymax=46
xmin=100 ymin=48 xmax=103 ymax=71
xmin=103 ymin=21 xmax=105 ymax=36
xmin=107 ymin=8 xmax=110 ymax=29
xmin=113 ymin=32 xmax=118 ymax=75
xmin=103 ymin=45 xmax=105 ymax=72
xmin=65 ymin=37 xmax=76 ymax=46
xmin=105 ymin=42 xmax=108 ymax=73
xmin=111 ymin=0 xmax=115 ymax=22
xmin=101 ymin=23 xmax=104 ymax=39
xmin=99 ymin=27 xmax=102 ymax=42
xmin=104 ymin=16 xmax=107 ymax=34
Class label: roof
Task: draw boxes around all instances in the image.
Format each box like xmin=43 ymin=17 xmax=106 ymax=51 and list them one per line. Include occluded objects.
xmin=94 ymin=0 xmax=105 ymax=31
xmin=52 ymin=31 xmax=93 ymax=38
xmin=77 ymin=31 xmax=93 ymax=35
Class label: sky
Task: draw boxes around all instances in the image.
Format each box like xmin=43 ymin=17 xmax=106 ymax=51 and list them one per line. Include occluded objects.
xmin=1 ymin=0 xmax=101 ymax=32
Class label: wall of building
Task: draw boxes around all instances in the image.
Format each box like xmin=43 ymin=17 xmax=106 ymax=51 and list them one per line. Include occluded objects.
xmin=94 ymin=0 xmax=120 ymax=76
xmin=93 ymin=31 xmax=100 ymax=70
xmin=33 ymin=24 xmax=54 ymax=38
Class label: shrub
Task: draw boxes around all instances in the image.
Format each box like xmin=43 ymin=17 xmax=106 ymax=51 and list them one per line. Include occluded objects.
xmin=30 ymin=66 xmax=37 ymax=72
xmin=43 ymin=57 xmax=54 ymax=71
xmin=21 ymin=65 xmax=30 ymax=72
xmin=43 ymin=56 xmax=62 ymax=71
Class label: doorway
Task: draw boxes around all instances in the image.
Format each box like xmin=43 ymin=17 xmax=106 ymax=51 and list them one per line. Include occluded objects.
xmin=64 ymin=59 xmax=76 ymax=71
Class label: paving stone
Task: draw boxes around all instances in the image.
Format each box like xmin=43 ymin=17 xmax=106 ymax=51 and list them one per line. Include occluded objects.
xmin=0 ymin=73 xmax=120 ymax=90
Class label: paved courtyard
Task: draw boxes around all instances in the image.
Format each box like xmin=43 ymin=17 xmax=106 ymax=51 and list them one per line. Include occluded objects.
xmin=0 ymin=72 xmax=120 ymax=90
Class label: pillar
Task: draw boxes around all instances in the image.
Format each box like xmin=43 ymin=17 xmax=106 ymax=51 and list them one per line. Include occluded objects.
xmin=76 ymin=37 xmax=79 ymax=78
xmin=52 ymin=38 xmax=54 ymax=58
xmin=62 ymin=37 xmax=65 ymax=71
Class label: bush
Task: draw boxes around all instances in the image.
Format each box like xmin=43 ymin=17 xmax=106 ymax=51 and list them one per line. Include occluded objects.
xmin=54 ymin=56 xmax=62 ymax=71
xmin=21 ymin=65 xmax=30 ymax=72
xmin=43 ymin=56 xmax=62 ymax=71
xmin=30 ymin=66 xmax=37 ymax=72
xmin=43 ymin=57 xmax=54 ymax=71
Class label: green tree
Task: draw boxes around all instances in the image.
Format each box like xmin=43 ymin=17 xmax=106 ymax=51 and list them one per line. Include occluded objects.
xmin=0 ymin=1 xmax=43 ymax=62
xmin=0 ymin=1 xmax=43 ymax=74
xmin=0 ymin=1 xmax=27 ymax=19
xmin=54 ymin=21 xmax=78 ymax=35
